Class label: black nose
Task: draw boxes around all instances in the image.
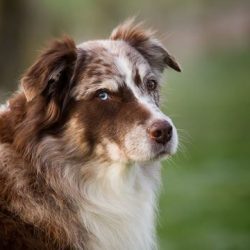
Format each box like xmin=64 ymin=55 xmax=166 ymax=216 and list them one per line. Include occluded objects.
xmin=147 ymin=120 xmax=173 ymax=144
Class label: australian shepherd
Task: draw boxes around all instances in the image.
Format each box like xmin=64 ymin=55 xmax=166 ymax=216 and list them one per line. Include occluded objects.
xmin=0 ymin=20 xmax=181 ymax=250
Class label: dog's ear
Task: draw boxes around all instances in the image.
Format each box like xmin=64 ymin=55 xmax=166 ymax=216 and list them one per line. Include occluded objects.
xmin=110 ymin=19 xmax=181 ymax=73
xmin=21 ymin=36 xmax=77 ymax=103
xmin=20 ymin=36 xmax=78 ymax=129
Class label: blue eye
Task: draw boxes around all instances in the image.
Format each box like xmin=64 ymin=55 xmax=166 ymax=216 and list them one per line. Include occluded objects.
xmin=98 ymin=91 xmax=109 ymax=101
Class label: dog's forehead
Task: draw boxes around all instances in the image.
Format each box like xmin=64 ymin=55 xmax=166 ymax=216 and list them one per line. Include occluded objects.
xmin=72 ymin=40 xmax=153 ymax=100
xmin=78 ymin=40 xmax=147 ymax=64
xmin=78 ymin=40 xmax=151 ymax=79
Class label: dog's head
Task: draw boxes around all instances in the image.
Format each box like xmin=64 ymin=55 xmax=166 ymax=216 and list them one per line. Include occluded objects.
xmin=21 ymin=20 xmax=181 ymax=164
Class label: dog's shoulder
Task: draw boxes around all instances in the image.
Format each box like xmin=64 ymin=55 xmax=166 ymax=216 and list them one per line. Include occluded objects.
xmin=0 ymin=143 xmax=33 ymax=248
xmin=0 ymin=144 xmax=74 ymax=250
xmin=0 ymin=202 xmax=52 ymax=250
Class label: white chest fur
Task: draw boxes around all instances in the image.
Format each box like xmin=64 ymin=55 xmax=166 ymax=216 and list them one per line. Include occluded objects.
xmin=79 ymin=162 xmax=161 ymax=250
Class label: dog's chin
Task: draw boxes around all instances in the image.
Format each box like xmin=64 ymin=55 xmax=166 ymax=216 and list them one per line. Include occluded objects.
xmin=127 ymin=146 xmax=177 ymax=164
xmin=152 ymin=148 xmax=175 ymax=161
xmin=149 ymin=138 xmax=178 ymax=161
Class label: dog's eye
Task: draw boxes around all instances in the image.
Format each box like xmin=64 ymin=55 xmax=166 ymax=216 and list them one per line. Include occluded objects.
xmin=146 ymin=79 xmax=158 ymax=91
xmin=97 ymin=90 xmax=109 ymax=101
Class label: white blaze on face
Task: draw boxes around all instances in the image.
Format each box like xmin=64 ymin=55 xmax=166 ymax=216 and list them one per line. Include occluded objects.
xmin=113 ymin=47 xmax=178 ymax=161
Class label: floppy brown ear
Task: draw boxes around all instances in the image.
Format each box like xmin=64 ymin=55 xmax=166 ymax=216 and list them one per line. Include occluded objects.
xmin=21 ymin=36 xmax=77 ymax=102
xmin=110 ymin=19 xmax=181 ymax=73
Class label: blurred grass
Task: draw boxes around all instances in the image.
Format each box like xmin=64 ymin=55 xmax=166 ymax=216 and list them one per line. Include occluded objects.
xmin=158 ymin=48 xmax=250 ymax=250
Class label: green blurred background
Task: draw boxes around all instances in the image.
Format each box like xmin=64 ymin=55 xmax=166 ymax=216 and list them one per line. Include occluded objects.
xmin=0 ymin=0 xmax=249 ymax=249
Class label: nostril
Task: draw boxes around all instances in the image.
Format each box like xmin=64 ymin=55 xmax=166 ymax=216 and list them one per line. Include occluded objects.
xmin=148 ymin=120 xmax=173 ymax=144
xmin=167 ymin=126 xmax=173 ymax=141
xmin=151 ymin=129 xmax=162 ymax=139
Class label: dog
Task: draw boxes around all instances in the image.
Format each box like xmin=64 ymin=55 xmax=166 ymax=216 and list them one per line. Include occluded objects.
xmin=0 ymin=20 xmax=181 ymax=250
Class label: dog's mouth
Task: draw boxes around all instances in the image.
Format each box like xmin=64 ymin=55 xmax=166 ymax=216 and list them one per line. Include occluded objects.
xmin=151 ymin=147 xmax=173 ymax=161
xmin=148 ymin=135 xmax=178 ymax=162
xmin=135 ymin=144 xmax=176 ymax=163
xmin=157 ymin=149 xmax=169 ymax=157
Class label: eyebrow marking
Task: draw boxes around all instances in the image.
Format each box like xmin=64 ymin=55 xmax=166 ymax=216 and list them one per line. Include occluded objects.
xmin=98 ymin=80 xmax=119 ymax=92
xmin=134 ymin=67 xmax=142 ymax=86
xmin=72 ymin=79 xmax=119 ymax=100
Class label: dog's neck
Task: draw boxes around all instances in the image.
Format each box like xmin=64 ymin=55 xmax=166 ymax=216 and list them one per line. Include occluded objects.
xmin=32 ymin=135 xmax=162 ymax=250
xmin=85 ymin=162 xmax=161 ymax=250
